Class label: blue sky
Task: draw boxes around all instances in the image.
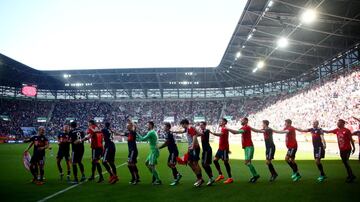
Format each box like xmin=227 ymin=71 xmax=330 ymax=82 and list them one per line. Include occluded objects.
xmin=0 ymin=0 xmax=246 ymax=70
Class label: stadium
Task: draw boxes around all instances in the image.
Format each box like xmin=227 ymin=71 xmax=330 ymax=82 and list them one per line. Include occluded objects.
xmin=0 ymin=0 xmax=359 ymax=201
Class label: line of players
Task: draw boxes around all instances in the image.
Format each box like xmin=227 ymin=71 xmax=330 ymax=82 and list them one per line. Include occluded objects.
xmin=24 ymin=117 xmax=359 ymax=186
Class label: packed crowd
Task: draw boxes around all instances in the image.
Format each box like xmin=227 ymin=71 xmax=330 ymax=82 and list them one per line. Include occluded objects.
xmin=49 ymin=100 xmax=223 ymax=135
xmin=249 ymin=70 xmax=360 ymax=130
xmin=0 ymin=99 xmax=52 ymax=139
xmin=0 ymin=99 xmax=224 ymax=139
xmin=0 ymin=69 xmax=359 ymax=139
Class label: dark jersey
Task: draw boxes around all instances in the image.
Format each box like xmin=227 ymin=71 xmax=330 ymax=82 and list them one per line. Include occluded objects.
xmin=69 ymin=128 xmax=85 ymax=152
xmin=102 ymin=127 xmax=114 ymax=147
xmin=263 ymin=128 xmax=275 ymax=148
xmin=201 ymin=129 xmax=211 ymax=151
xmin=29 ymin=135 xmax=48 ymax=156
xmin=125 ymin=131 xmax=137 ymax=151
xmin=309 ymin=127 xmax=324 ymax=148
xmin=164 ymin=131 xmax=178 ymax=153
xmin=58 ymin=132 xmax=70 ymax=150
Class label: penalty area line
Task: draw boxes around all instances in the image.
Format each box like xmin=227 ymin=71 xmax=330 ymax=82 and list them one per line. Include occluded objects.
xmin=37 ymin=162 xmax=127 ymax=202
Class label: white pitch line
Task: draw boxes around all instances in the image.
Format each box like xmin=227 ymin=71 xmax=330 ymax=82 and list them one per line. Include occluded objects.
xmin=37 ymin=162 xmax=127 ymax=202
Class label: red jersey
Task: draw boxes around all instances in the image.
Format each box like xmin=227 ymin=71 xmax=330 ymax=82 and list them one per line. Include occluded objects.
xmin=330 ymin=128 xmax=352 ymax=151
xmin=218 ymin=127 xmax=229 ymax=150
xmin=285 ymin=126 xmax=297 ymax=149
xmin=186 ymin=126 xmax=199 ymax=148
xmin=87 ymin=125 xmax=104 ymax=149
xmin=241 ymin=125 xmax=253 ymax=148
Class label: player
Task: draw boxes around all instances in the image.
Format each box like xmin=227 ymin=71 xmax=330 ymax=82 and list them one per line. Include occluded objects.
xmin=102 ymin=122 xmax=118 ymax=184
xmin=323 ymin=119 xmax=356 ymax=183
xmin=199 ymin=121 xmax=215 ymax=186
xmin=352 ymin=116 xmax=360 ymax=161
xmin=295 ymin=120 xmax=327 ymax=182
xmin=272 ymin=119 xmax=301 ymax=182
xmin=250 ymin=120 xmax=278 ymax=182
xmin=83 ymin=120 xmax=104 ymax=183
xmin=56 ymin=124 xmax=71 ymax=182
xmin=227 ymin=118 xmax=260 ymax=183
xmin=118 ymin=121 xmax=140 ymax=185
xmin=158 ymin=122 xmax=182 ymax=186
xmin=177 ymin=119 xmax=204 ymax=187
xmin=137 ymin=121 xmax=162 ymax=185
xmin=69 ymin=121 xmax=86 ymax=184
xmin=24 ymin=126 xmax=49 ymax=185
xmin=353 ymin=130 xmax=360 ymax=161
xmin=210 ymin=118 xmax=233 ymax=184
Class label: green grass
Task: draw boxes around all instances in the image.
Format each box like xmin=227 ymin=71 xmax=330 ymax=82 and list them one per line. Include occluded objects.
xmin=0 ymin=143 xmax=359 ymax=202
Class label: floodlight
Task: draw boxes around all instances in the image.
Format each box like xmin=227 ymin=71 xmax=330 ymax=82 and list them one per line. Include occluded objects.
xmin=277 ymin=37 xmax=289 ymax=48
xmin=300 ymin=9 xmax=317 ymax=24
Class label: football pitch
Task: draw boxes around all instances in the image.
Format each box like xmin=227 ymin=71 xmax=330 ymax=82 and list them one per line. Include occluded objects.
xmin=0 ymin=143 xmax=359 ymax=202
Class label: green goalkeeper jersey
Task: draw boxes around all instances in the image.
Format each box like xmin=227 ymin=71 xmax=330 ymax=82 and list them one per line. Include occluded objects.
xmin=138 ymin=129 xmax=158 ymax=151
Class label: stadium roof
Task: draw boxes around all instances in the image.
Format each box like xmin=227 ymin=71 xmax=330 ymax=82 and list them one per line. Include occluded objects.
xmin=1 ymin=0 xmax=360 ymax=91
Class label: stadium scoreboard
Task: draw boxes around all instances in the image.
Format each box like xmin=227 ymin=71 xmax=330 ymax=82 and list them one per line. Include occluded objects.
xmin=21 ymin=84 xmax=37 ymax=97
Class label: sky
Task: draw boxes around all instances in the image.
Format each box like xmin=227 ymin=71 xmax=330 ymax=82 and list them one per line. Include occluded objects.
xmin=0 ymin=0 xmax=246 ymax=70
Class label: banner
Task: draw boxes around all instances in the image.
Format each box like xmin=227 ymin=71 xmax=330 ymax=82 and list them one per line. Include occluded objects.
xmin=21 ymin=127 xmax=36 ymax=136
xmin=66 ymin=117 xmax=75 ymax=122
xmin=194 ymin=116 xmax=205 ymax=122
xmin=94 ymin=117 xmax=104 ymax=122
xmin=164 ymin=116 xmax=175 ymax=123
xmin=37 ymin=117 xmax=47 ymax=123
xmin=223 ymin=115 xmax=233 ymax=121
xmin=132 ymin=117 xmax=139 ymax=123
xmin=0 ymin=115 xmax=10 ymax=121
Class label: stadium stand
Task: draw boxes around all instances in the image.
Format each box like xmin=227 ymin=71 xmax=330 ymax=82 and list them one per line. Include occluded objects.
xmin=1 ymin=67 xmax=359 ymax=141
xmin=249 ymin=69 xmax=360 ymax=130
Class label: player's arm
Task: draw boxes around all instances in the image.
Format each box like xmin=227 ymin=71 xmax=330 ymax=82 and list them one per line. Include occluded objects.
xmin=350 ymin=133 xmax=355 ymax=154
xmin=190 ymin=134 xmax=198 ymax=149
xmin=250 ymin=127 xmax=265 ymax=133
xmin=209 ymin=130 xmax=222 ymax=137
xmin=294 ymin=127 xmax=310 ymax=133
xmin=137 ymin=131 xmax=152 ymax=141
xmin=320 ymin=133 xmax=326 ymax=149
xmin=81 ymin=135 xmax=90 ymax=142
xmin=74 ymin=139 xmax=81 ymax=144
xmin=272 ymin=129 xmax=289 ymax=134
xmin=24 ymin=142 xmax=34 ymax=153
xmin=82 ymin=127 xmax=99 ymax=142
xmin=226 ymin=127 xmax=244 ymax=134
xmin=81 ymin=129 xmax=93 ymax=142
xmin=322 ymin=129 xmax=335 ymax=133
xmin=136 ymin=134 xmax=145 ymax=141
xmin=172 ymin=129 xmax=185 ymax=134
xmin=158 ymin=134 xmax=169 ymax=149
xmin=195 ymin=127 xmax=204 ymax=136
xmin=115 ymin=130 xmax=126 ymax=136
xmin=132 ymin=123 xmax=138 ymax=132
xmin=81 ymin=132 xmax=91 ymax=142
xmin=158 ymin=141 xmax=168 ymax=149
xmin=45 ymin=140 xmax=50 ymax=149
